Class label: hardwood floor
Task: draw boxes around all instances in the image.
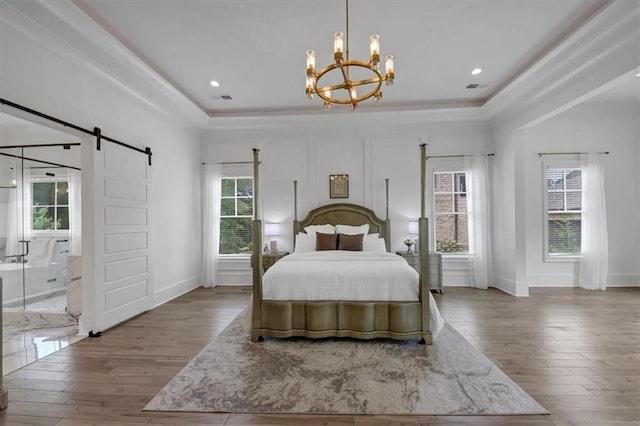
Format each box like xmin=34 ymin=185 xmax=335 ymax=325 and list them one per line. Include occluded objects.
xmin=1 ymin=286 xmax=638 ymax=425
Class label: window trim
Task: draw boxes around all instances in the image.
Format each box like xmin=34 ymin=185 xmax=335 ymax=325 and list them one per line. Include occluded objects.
xmin=431 ymin=167 xmax=470 ymax=256
xmin=542 ymin=160 xmax=583 ymax=262
xmin=219 ymin=175 xmax=254 ymax=256
xmin=30 ymin=178 xmax=70 ymax=233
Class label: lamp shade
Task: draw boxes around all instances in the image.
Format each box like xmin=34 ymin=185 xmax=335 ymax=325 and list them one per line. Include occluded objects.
xmin=408 ymin=220 xmax=419 ymax=236
xmin=264 ymin=223 xmax=281 ymax=236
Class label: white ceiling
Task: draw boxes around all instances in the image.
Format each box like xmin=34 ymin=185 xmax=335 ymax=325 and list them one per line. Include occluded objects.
xmin=583 ymin=73 xmax=640 ymax=106
xmin=69 ymin=0 xmax=612 ymax=117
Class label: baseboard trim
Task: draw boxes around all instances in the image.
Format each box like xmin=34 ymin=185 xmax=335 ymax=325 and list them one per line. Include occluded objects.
xmin=493 ymin=275 xmax=530 ymax=297
xmin=153 ymin=275 xmax=201 ymax=308
xmin=528 ymin=273 xmax=639 ymax=287
xmin=606 ymin=274 xmax=640 ymax=287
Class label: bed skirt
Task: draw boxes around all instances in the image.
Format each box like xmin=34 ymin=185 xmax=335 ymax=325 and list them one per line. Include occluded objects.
xmin=244 ymin=294 xmax=444 ymax=342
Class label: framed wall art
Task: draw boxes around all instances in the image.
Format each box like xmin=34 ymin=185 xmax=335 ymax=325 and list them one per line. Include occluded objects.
xmin=329 ymin=174 xmax=349 ymax=198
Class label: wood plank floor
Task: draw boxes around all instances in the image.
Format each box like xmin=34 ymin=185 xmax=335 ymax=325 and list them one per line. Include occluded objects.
xmin=1 ymin=286 xmax=638 ymax=425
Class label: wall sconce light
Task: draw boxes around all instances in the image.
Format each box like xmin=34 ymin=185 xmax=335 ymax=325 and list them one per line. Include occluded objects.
xmin=264 ymin=223 xmax=281 ymax=254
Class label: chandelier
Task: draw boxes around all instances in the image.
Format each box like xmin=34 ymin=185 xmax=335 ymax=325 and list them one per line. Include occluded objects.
xmin=305 ymin=0 xmax=395 ymax=110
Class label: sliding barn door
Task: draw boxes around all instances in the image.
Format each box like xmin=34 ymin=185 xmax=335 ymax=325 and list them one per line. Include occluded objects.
xmin=82 ymin=140 xmax=152 ymax=334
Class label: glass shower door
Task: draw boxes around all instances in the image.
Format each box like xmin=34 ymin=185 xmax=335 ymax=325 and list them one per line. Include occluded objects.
xmin=0 ymin=148 xmax=27 ymax=311
xmin=27 ymin=151 xmax=72 ymax=312
xmin=1 ymin=114 xmax=82 ymax=376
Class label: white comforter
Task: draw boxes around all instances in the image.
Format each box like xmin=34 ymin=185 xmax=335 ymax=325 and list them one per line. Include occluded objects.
xmin=261 ymin=251 xmax=445 ymax=337
xmin=263 ymin=251 xmax=418 ymax=301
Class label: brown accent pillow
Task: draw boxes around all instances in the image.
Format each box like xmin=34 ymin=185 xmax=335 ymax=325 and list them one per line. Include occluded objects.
xmin=315 ymin=232 xmax=338 ymax=251
xmin=338 ymin=233 xmax=364 ymax=251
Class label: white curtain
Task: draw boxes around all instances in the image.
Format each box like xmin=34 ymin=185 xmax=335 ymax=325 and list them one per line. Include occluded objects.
xmin=465 ymin=155 xmax=493 ymax=289
xmin=201 ymin=164 xmax=222 ymax=287
xmin=578 ymin=154 xmax=608 ymax=290
xmin=68 ymin=169 xmax=82 ymax=256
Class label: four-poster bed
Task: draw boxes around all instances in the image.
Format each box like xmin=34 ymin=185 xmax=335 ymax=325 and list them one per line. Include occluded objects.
xmin=251 ymin=144 xmax=437 ymax=344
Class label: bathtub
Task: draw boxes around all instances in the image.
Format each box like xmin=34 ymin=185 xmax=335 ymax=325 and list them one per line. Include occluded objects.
xmin=1 ymin=238 xmax=68 ymax=308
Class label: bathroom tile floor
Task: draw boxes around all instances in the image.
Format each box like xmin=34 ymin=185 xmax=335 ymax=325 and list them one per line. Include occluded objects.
xmin=2 ymin=296 xmax=84 ymax=375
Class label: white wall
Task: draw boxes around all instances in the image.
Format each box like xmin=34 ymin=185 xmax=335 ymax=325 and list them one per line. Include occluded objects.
xmin=524 ymin=101 xmax=640 ymax=287
xmin=485 ymin=0 xmax=640 ymax=295
xmin=204 ymin=119 xmax=492 ymax=285
xmin=487 ymin=124 xmax=533 ymax=295
xmin=1 ymin=20 xmax=203 ymax=306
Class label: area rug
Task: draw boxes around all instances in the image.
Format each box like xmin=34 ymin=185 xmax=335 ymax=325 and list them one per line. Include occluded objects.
xmin=144 ymin=312 xmax=548 ymax=415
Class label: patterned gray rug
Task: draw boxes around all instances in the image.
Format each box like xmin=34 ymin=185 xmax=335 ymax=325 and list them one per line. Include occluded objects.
xmin=144 ymin=312 xmax=548 ymax=415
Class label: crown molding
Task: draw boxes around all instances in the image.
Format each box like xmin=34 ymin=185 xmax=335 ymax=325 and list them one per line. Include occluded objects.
xmin=1 ymin=0 xmax=208 ymax=129
xmin=484 ymin=0 xmax=640 ymax=130
xmin=206 ymin=104 xmax=487 ymax=133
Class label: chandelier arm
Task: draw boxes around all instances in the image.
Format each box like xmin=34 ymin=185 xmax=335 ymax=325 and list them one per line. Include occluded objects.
xmin=316 ymin=82 xmax=350 ymax=93
xmin=318 ymin=83 xmax=383 ymax=104
xmin=315 ymin=61 xmax=384 ymax=102
xmin=350 ymin=81 xmax=383 ymax=102
xmin=349 ymin=77 xmax=385 ymax=88
xmin=339 ymin=66 xmax=351 ymax=90
xmin=316 ymin=61 xmax=383 ymax=87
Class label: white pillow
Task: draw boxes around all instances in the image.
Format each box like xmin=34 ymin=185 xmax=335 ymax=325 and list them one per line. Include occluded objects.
xmin=304 ymin=224 xmax=336 ymax=235
xmin=363 ymin=235 xmax=387 ymax=252
xmin=294 ymin=232 xmax=315 ymax=253
xmin=336 ymin=223 xmax=370 ymax=235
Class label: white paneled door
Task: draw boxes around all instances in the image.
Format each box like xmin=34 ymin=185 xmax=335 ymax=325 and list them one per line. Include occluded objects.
xmin=82 ymin=139 xmax=152 ymax=334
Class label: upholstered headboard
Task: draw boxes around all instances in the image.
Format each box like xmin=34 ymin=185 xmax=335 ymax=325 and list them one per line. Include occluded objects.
xmin=294 ymin=203 xmax=391 ymax=252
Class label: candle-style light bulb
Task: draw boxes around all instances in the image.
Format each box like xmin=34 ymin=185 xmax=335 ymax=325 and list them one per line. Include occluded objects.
xmin=334 ymin=32 xmax=344 ymax=63
xmin=306 ymin=76 xmax=315 ymax=99
xmin=306 ymin=50 xmax=315 ymax=74
xmin=385 ymin=55 xmax=394 ymax=85
xmin=370 ymin=34 xmax=380 ymax=66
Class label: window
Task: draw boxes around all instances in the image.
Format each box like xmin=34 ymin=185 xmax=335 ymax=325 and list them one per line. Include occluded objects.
xmin=546 ymin=168 xmax=582 ymax=256
xmin=219 ymin=177 xmax=253 ymax=254
xmin=32 ymin=181 xmax=69 ymax=230
xmin=433 ymin=171 xmax=469 ymax=253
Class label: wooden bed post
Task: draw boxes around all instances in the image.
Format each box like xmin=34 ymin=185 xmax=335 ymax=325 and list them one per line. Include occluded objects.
xmin=419 ymin=143 xmax=432 ymax=344
xmin=251 ymin=148 xmax=263 ymax=342
xmin=384 ymin=178 xmax=391 ymax=252
xmin=293 ymin=180 xmax=300 ymax=244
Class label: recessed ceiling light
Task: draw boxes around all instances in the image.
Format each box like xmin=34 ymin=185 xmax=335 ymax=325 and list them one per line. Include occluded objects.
xmin=210 ymin=80 xmax=220 ymax=87
xmin=471 ymin=68 xmax=482 ymax=75
xmin=635 ymin=72 xmax=640 ymax=77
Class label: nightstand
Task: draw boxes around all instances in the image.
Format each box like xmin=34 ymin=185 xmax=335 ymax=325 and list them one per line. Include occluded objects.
xmin=262 ymin=252 xmax=289 ymax=271
xmin=395 ymin=251 xmax=443 ymax=293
